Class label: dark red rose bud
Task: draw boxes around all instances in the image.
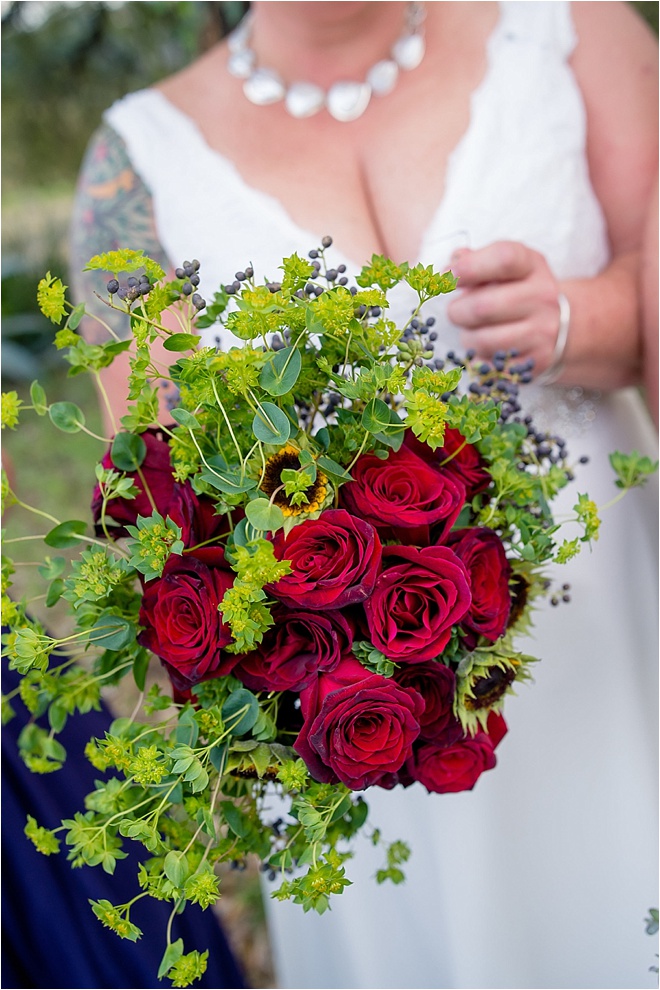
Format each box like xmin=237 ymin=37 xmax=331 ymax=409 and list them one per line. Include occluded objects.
xmin=269 ymin=509 xmax=381 ymax=610
xmin=409 ymin=712 xmax=507 ymax=794
xmin=92 ymin=428 xmax=177 ymax=533
xmin=295 ymin=656 xmax=423 ymax=790
xmin=340 ymin=445 xmax=465 ymax=546
xmin=404 ymin=427 xmax=491 ymax=499
xmin=446 ymin=528 xmax=512 ymax=647
xmin=364 ymin=545 xmax=471 ymax=662
xmin=393 ymin=661 xmax=463 ymax=744
xmin=138 ymin=546 xmax=236 ymax=691
xmin=234 ymin=608 xmax=353 ymax=693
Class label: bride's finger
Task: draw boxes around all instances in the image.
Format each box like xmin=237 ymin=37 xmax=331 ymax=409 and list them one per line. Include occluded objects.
xmin=457 ymin=321 xmax=541 ymax=364
xmin=450 ymin=241 xmax=537 ymax=286
xmin=447 ymin=281 xmax=540 ymax=328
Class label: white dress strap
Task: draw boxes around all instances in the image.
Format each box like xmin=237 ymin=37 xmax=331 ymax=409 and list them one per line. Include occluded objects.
xmin=497 ymin=0 xmax=577 ymax=58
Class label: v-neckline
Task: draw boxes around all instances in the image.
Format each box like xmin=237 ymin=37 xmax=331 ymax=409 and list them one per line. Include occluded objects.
xmin=149 ymin=4 xmax=507 ymax=272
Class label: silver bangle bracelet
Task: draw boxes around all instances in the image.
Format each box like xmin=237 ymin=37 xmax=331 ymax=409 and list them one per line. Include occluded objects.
xmin=538 ymin=292 xmax=570 ymax=385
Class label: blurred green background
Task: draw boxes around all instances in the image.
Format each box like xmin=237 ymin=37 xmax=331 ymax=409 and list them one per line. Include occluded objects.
xmin=1 ymin=3 xmax=657 ymax=984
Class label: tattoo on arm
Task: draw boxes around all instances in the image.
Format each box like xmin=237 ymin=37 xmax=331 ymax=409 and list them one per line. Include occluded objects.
xmin=69 ymin=121 xmax=170 ymax=343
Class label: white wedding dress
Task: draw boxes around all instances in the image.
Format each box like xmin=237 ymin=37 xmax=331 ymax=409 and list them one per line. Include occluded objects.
xmin=105 ymin=4 xmax=658 ymax=988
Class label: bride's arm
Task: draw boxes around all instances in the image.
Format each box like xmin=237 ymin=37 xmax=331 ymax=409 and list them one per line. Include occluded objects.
xmin=69 ymin=122 xmax=176 ymax=435
xmin=446 ymin=1 xmax=658 ymax=391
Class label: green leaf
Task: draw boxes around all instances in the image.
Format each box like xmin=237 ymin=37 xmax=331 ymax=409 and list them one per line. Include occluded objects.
xmin=133 ymin=650 xmax=149 ymax=692
xmin=163 ymin=333 xmax=199 ymax=352
xmin=37 ymin=556 xmax=66 ymax=580
xmin=190 ymin=765 xmax=209 ymax=794
xmin=245 ymin=498 xmax=285 ymax=533
xmin=198 ymin=465 xmax=257 ymax=496
xmin=67 ymin=303 xmax=86 ymax=331
xmin=252 ymin=402 xmax=291 ymax=445
xmin=170 ymin=408 xmax=201 ymax=430
xmin=220 ymin=801 xmax=251 ymax=839
xmin=164 ymin=850 xmax=189 ymax=888
xmin=361 ymin=397 xmax=392 ymax=434
xmin=111 ymin=432 xmax=147 ymax=472
xmin=44 ymin=520 xmax=87 ymax=548
xmin=221 ymin=688 xmax=259 ymax=736
xmin=158 ymin=938 xmax=184 ymax=980
xmin=89 ymin=614 xmax=135 ymax=651
xmin=48 ymin=701 xmax=68 ymax=734
xmin=30 ymin=381 xmax=48 ymax=416
xmin=49 ymin=401 xmax=85 ymax=433
xmin=209 ymin=743 xmax=227 ymax=774
xmin=260 ymin=346 xmax=302 ymax=396
xmin=176 ymin=708 xmax=199 ymax=747
xmin=316 ymin=455 xmax=353 ymax=482
xmin=45 ymin=577 xmax=64 ymax=607
xmin=250 ymin=743 xmax=273 ymax=778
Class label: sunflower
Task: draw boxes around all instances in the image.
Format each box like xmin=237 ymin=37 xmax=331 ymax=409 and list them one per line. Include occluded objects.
xmin=454 ymin=645 xmax=535 ymax=735
xmin=260 ymin=445 xmax=328 ymax=516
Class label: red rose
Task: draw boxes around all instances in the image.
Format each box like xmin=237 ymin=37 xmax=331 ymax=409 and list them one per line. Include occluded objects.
xmin=138 ymin=546 xmax=236 ymax=691
xmin=93 ymin=429 xmax=228 ymax=548
xmin=234 ymin=608 xmax=353 ymax=693
xmin=339 ymin=445 xmax=465 ymax=545
xmin=167 ymin=484 xmax=231 ymax=548
xmin=447 ymin=528 xmax=512 ymax=647
xmin=92 ymin=428 xmax=177 ymax=533
xmin=409 ymin=713 xmax=507 ymax=794
xmin=364 ymin=545 xmax=471 ymax=662
xmin=295 ymin=656 xmax=423 ymax=790
xmin=393 ymin=661 xmax=463 ymax=744
xmin=269 ymin=509 xmax=381 ymax=610
xmin=404 ymin=428 xmax=491 ymax=499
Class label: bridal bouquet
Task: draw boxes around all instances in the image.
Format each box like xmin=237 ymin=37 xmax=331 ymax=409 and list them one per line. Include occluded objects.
xmin=2 ymin=245 xmax=654 ymax=987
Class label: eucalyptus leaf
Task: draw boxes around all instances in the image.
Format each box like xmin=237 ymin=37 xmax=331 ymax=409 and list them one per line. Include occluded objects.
xmin=221 ymin=688 xmax=259 ymax=736
xmin=209 ymin=743 xmax=228 ymax=774
xmin=44 ymin=520 xmax=87 ymax=549
xmin=67 ymin=303 xmax=86 ymax=330
xmin=199 ymin=468 xmax=257 ymax=495
xmin=220 ymin=801 xmax=251 ymax=839
xmin=45 ymin=577 xmax=64 ymax=607
xmin=29 ymin=380 xmax=48 ymax=416
xmin=90 ymin=614 xmax=135 ymax=651
xmin=260 ymin=346 xmax=302 ymax=396
xmin=245 ymin=498 xmax=285 ymax=533
xmin=170 ymin=407 xmax=201 ymax=430
xmin=111 ymin=432 xmax=147 ymax=472
xmin=49 ymin=401 xmax=85 ymax=433
xmin=133 ymin=650 xmax=149 ymax=692
xmin=317 ymin=455 xmax=353 ymax=482
xmin=252 ymin=402 xmax=291 ymax=445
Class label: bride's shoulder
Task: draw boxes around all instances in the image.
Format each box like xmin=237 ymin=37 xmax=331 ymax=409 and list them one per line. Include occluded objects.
xmin=155 ymin=40 xmax=235 ymax=120
xmin=570 ymin=1 xmax=657 ymax=254
xmin=570 ymin=1 xmax=657 ymax=69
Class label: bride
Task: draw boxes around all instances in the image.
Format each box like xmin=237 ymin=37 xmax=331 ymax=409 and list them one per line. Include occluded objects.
xmin=71 ymin=3 xmax=658 ymax=987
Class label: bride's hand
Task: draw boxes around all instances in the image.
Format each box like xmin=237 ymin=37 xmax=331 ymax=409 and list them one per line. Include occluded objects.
xmin=446 ymin=241 xmax=563 ymax=374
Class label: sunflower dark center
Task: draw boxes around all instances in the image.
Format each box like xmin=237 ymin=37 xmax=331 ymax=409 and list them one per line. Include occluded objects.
xmin=464 ymin=665 xmax=517 ymax=710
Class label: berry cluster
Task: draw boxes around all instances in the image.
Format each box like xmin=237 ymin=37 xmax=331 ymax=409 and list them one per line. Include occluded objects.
xmin=175 ymin=259 xmax=206 ymax=311
xmin=106 ymin=273 xmax=152 ymax=302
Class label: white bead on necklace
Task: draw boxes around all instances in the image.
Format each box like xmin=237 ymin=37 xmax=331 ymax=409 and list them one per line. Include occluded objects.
xmin=226 ymin=3 xmax=426 ymax=123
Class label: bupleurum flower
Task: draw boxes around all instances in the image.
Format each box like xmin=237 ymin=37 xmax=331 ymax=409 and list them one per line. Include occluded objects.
xmin=260 ymin=446 xmax=327 ymax=516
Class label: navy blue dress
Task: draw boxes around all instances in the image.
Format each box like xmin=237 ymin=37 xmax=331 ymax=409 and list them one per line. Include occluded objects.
xmin=2 ymin=662 xmax=246 ymax=989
